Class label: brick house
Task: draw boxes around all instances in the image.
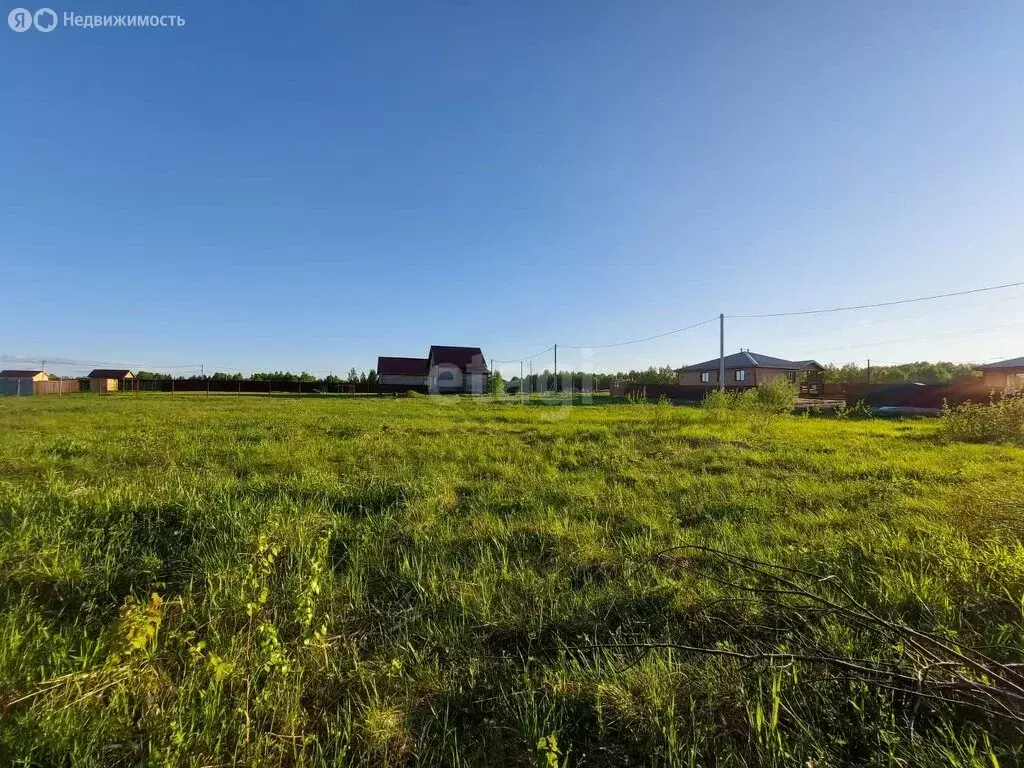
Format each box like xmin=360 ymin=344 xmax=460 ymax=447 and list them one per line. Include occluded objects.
xmin=976 ymin=357 xmax=1024 ymax=391
xmin=676 ymin=351 xmax=825 ymax=394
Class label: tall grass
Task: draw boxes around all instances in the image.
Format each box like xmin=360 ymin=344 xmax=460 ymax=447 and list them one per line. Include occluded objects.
xmin=1 ymin=394 xmax=1022 ymax=766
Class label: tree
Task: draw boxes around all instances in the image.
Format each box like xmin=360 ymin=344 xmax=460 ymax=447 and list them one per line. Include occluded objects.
xmin=367 ymin=369 xmax=379 ymax=386
xmin=489 ymin=370 xmax=505 ymax=396
xmin=347 ymin=368 xmax=359 ymax=383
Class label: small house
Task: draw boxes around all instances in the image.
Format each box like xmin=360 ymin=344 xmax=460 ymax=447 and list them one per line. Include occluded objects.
xmin=0 ymin=369 xmax=50 ymax=396
xmin=0 ymin=369 xmax=50 ymax=382
xmin=87 ymin=369 xmax=135 ymax=392
xmin=375 ymin=345 xmax=490 ymax=394
xmin=976 ymin=357 xmax=1024 ymax=392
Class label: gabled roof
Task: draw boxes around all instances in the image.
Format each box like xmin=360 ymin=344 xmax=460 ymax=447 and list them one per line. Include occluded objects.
xmin=676 ymin=351 xmax=818 ymax=373
xmin=87 ymin=369 xmax=133 ymax=379
xmin=428 ymin=346 xmax=489 ymax=373
xmin=978 ymin=356 xmax=1024 ymax=370
xmin=376 ymin=356 xmax=428 ymax=376
xmin=0 ymin=369 xmax=45 ymax=378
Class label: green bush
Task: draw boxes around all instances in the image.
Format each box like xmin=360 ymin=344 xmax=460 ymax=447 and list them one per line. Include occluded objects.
xmin=941 ymin=393 xmax=1024 ymax=444
xmin=749 ymin=376 xmax=798 ymax=414
xmin=702 ymin=377 xmax=796 ymax=415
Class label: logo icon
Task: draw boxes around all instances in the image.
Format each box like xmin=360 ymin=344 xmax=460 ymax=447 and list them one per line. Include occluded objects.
xmin=8 ymin=7 xmax=32 ymax=30
xmin=33 ymin=7 xmax=55 ymax=30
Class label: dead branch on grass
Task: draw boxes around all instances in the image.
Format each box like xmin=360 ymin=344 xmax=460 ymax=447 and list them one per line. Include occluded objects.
xmin=547 ymin=545 xmax=1024 ymax=731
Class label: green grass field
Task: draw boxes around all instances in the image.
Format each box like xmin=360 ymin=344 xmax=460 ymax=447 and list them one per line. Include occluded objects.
xmin=2 ymin=394 xmax=1023 ymax=766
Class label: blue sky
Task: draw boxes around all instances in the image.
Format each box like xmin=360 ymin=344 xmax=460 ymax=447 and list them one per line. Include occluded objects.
xmin=2 ymin=1 xmax=1023 ymax=379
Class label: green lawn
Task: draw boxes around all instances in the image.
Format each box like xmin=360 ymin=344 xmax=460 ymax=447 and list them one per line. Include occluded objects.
xmin=1 ymin=394 xmax=1023 ymax=766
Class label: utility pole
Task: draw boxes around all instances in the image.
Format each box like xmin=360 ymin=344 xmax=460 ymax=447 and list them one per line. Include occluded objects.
xmin=866 ymin=359 xmax=871 ymax=384
xmin=718 ymin=313 xmax=725 ymax=393
xmin=553 ymin=344 xmax=558 ymax=392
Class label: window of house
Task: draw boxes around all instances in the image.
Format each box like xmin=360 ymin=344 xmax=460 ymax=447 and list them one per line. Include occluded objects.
xmin=700 ymin=371 xmax=710 ymax=383
xmin=735 ymin=370 xmax=746 ymax=382
xmin=439 ymin=370 xmax=454 ymax=382
xmin=786 ymin=370 xmax=797 ymax=383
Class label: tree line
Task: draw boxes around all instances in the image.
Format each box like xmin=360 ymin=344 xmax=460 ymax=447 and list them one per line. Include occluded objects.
xmin=132 ymin=360 xmax=980 ymax=389
xmin=135 ymin=369 xmax=380 ymax=384
xmin=509 ymin=362 xmax=980 ymax=390
xmin=822 ymin=361 xmax=976 ymax=385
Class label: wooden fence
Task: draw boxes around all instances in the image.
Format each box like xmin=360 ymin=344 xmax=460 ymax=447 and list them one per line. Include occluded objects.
xmin=34 ymin=380 xmax=81 ymax=395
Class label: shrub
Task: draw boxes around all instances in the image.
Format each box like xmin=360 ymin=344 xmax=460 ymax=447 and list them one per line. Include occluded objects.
xmin=750 ymin=376 xmax=797 ymax=414
xmin=941 ymin=393 xmax=1024 ymax=444
xmin=702 ymin=388 xmax=738 ymax=414
xmin=702 ymin=377 xmax=796 ymax=415
xmin=625 ymin=387 xmax=648 ymax=405
xmin=834 ymin=400 xmax=873 ymax=420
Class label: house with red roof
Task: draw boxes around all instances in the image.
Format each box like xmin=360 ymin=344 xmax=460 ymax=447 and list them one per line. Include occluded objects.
xmin=377 ymin=346 xmax=490 ymax=394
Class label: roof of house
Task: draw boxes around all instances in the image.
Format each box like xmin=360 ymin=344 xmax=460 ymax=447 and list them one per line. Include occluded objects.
xmin=0 ymin=369 xmax=45 ymax=378
xmin=87 ymin=369 xmax=133 ymax=379
xmin=428 ymin=345 xmax=489 ymax=373
xmin=676 ymin=351 xmax=822 ymax=373
xmin=792 ymin=359 xmax=826 ymax=372
xmin=978 ymin=356 xmax=1024 ymax=370
xmin=376 ymin=356 xmax=429 ymax=376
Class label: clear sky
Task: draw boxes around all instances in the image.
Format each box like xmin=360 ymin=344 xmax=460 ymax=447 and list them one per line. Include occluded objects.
xmin=3 ymin=1 xmax=1023 ymax=379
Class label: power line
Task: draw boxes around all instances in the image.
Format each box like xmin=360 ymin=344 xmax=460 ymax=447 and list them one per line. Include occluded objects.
xmin=560 ymin=316 xmax=718 ymax=350
xmin=493 ymin=346 xmax=554 ymax=364
xmin=729 ymin=279 xmax=1024 ymax=319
